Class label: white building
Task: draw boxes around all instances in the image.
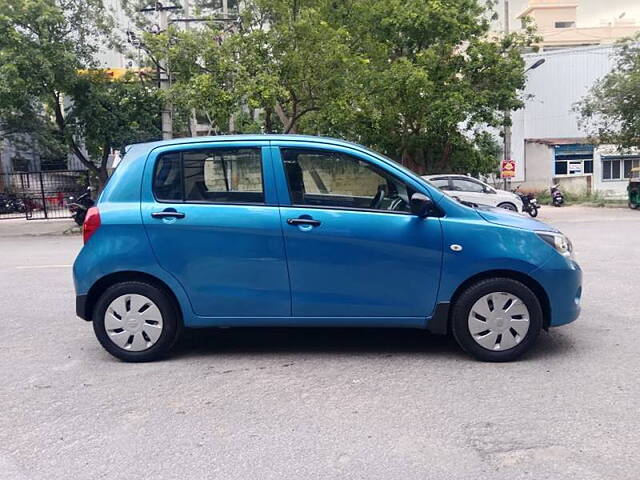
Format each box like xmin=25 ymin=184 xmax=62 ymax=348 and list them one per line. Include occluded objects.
xmin=515 ymin=0 xmax=640 ymax=51
xmin=511 ymin=44 xmax=638 ymax=198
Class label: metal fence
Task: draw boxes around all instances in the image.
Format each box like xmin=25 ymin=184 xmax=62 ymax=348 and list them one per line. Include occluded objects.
xmin=0 ymin=170 xmax=91 ymax=220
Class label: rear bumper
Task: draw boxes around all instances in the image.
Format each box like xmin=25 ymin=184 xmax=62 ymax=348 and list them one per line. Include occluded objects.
xmin=76 ymin=294 xmax=89 ymax=321
xmin=531 ymin=257 xmax=582 ymax=327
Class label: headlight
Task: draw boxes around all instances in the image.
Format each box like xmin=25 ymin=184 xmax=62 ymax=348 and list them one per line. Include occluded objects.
xmin=536 ymin=231 xmax=574 ymax=258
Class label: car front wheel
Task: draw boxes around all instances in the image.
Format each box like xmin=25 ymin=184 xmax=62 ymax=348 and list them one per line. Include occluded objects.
xmin=451 ymin=278 xmax=543 ymax=362
xmin=92 ymin=281 xmax=182 ymax=362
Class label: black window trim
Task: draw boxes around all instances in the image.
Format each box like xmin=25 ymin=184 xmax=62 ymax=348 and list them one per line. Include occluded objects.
xmin=278 ymin=146 xmax=419 ymax=216
xmin=152 ymin=146 xmax=270 ymax=206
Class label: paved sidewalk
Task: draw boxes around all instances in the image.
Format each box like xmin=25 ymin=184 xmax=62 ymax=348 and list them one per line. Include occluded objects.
xmin=0 ymin=218 xmax=79 ymax=238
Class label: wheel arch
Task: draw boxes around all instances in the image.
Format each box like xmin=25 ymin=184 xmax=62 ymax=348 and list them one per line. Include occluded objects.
xmin=83 ymin=271 xmax=184 ymax=324
xmin=497 ymin=201 xmax=518 ymax=211
xmin=448 ymin=269 xmax=551 ymax=330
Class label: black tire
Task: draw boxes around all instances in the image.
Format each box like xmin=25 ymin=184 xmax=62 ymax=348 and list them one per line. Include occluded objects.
xmin=92 ymin=281 xmax=182 ymax=362
xmin=451 ymin=278 xmax=543 ymax=362
xmin=629 ymin=201 xmax=639 ymax=210
xmin=528 ymin=206 xmax=539 ymax=217
xmin=73 ymin=213 xmax=85 ymax=226
xmin=497 ymin=202 xmax=517 ymax=211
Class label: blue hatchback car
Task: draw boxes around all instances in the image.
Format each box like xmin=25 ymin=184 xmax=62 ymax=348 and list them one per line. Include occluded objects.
xmin=73 ymin=135 xmax=581 ymax=362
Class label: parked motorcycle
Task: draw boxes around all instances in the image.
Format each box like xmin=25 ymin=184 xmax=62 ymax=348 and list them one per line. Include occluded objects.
xmin=0 ymin=193 xmax=27 ymax=214
xmin=513 ymin=186 xmax=540 ymax=218
xmin=550 ymin=184 xmax=565 ymax=207
xmin=68 ymin=187 xmax=94 ymax=225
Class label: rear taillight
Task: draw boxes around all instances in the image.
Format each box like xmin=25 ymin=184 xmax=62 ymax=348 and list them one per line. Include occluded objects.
xmin=83 ymin=207 xmax=101 ymax=244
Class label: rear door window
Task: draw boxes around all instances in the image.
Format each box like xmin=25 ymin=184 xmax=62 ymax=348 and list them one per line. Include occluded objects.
xmin=152 ymin=148 xmax=264 ymax=204
xmin=429 ymin=177 xmax=451 ymax=190
xmin=153 ymin=152 xmax=183 ymax=202
xmin=451 ymin=178 xmax=484 ymax=193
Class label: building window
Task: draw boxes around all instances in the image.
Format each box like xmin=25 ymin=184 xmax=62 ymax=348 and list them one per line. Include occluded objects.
xmin=554 ymin=21 xmax=576 ymax=28
xmin=554 ymin=145 xmax=594 ymax=176
xmin=11 ymin=157 xmax=30 ymax=172
xmin=602 ymin=157 xmax=640 ymax=181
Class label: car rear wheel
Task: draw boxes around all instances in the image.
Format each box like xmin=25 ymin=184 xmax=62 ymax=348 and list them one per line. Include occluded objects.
xmin=451 ymin=278 xmax=542 ymax=362
xmin=92 ymin=281 xmax=182 ymax=362
xmin=497 ymin=202 xmax=518 ymax=211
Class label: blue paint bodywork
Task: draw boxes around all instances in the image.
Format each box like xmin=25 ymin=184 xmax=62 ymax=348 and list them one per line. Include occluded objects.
xmin=73 ymin=135 xmax=581 ymax=330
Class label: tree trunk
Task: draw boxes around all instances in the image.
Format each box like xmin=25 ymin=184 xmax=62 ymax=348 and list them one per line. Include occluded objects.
xmin=439 ymin=141 xmax=453 ymax=172
xmin=51 ymin=92 xmax=100 ymax=178
xmin=264 ymin=107 xmax=273 ymax=133
xmin=275 ymin=102 xmax=297 ymax=134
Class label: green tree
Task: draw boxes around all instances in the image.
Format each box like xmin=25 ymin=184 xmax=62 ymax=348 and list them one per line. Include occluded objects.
xmin=67 ymin=72 xmax=162 ymax=182
xmin=308 ymin=0 xmax=536 ymax=174
xmin=575 ymin=35 xmax=640 ymax=151
xmin=0 ymin=0 xmax=161 ymax=185
xmin=133 ymin=0 xmax=363 ymax=136
xmin=128 ymin=0 xmax=536 ymax=174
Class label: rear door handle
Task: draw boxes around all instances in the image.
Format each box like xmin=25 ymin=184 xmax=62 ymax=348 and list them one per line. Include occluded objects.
xmin=287 ymin=218 xmax=321 ymax=227
xmin=151 ymin=211 xmax=185 ymax=219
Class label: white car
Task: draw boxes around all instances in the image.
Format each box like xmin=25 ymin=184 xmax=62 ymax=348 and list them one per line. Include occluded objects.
xmin=422 ymin=174 xmax=524 ymax=213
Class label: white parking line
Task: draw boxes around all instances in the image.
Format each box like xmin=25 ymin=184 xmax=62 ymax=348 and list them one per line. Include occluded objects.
xmin=15 ymin=264 xmax=72 ymax=269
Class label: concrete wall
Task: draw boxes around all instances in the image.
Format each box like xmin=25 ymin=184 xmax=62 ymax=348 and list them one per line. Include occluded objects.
xmin=201 ymin=155 xmax=382 ymax=197
xmin=202 ymin=156 xmax=262 ymax=192
xmin=523 ymin=141 xmax=554 ymax=190
xmin=553 ymin=174 xmax=592 ymax=195
xmin=298 ymin=158 xmax=381 ymax=197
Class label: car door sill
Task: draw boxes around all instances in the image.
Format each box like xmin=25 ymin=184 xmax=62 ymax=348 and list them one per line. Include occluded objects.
xmin=186 ymin=316 xmax=428 ymax=329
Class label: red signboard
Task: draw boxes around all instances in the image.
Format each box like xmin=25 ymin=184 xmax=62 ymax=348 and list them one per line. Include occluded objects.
xmin=501 ymin=159 xmax=516 ymax=178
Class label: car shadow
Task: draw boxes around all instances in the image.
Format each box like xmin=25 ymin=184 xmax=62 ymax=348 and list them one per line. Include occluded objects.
xmin=172 ymin=327 xmax=461 ymax=359
xmin=170 ymin=327 xmax=575 ymax=361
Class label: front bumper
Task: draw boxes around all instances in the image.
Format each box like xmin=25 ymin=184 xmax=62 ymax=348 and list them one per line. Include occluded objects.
xmin=530 ymin=256 xmax=582 ymax=327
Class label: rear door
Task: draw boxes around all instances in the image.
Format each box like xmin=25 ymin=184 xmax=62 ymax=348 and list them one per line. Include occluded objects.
xmin=141 ymin=142 xmax=290 ymax=319
xmin=272 ymin=144 xmax=443 ymax=322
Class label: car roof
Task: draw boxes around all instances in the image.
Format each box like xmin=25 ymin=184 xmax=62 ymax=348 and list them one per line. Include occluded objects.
xmin=125 ymin=134 xmax=369 ymax=156
xmin=423 ymin=174 xmax=478 ymax=180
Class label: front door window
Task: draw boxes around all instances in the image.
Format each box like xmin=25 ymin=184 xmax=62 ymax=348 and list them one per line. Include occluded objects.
xmin=281 ymin=148 xmax=412 ymax=213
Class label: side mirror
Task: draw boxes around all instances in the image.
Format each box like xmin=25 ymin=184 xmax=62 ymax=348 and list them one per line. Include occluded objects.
xmin=410 ymin=192 xmax=434 ymax=218
xmin=483 ymin=186 xmax=495 ymax=194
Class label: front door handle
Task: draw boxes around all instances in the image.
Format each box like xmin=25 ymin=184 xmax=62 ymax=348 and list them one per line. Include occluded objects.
xmin=287 ymin=218 xmax=321 ymax=227
xmin=151 ymin=211 xmax=185 ymax=219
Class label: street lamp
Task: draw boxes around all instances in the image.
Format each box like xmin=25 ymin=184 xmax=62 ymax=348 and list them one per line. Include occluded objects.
xmin=525 ymin=58 xmax=546 ymax=73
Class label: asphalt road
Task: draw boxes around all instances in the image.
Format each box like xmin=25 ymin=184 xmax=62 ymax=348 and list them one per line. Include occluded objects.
xmin=1 ymin=207 xmax=639 ymax=480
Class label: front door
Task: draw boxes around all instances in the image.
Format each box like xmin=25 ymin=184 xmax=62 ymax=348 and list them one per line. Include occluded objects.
xmin=273 ymin=145 xmax=442 ymax=322
xmin=141 ymin=143 xmax=290 ymax=318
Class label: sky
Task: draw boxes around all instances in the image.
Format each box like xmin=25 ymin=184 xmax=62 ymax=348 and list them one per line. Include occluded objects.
xmin=502 ymin=0 xmax=640 ymax=30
